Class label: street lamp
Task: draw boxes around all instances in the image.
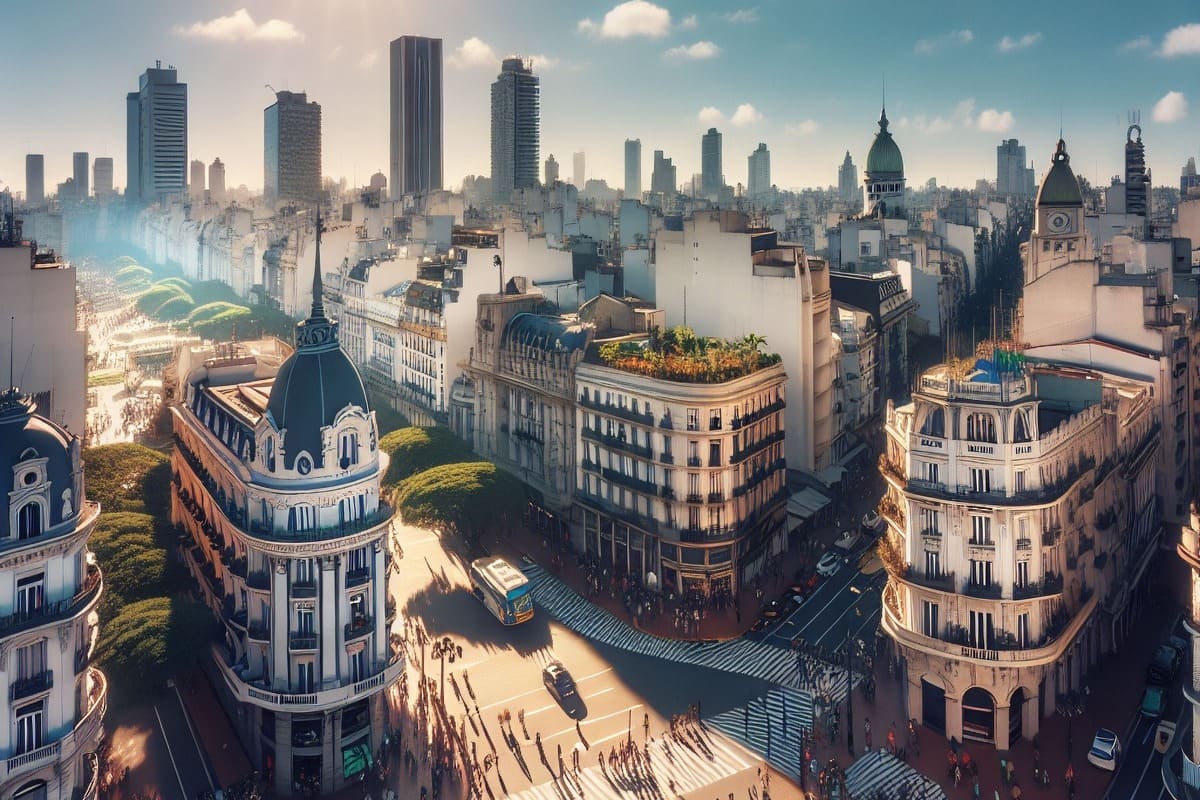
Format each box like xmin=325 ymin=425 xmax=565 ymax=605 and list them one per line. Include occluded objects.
xmin=432 ymin=635 xmax=462 ymax=701
xmin=1056 ymin=689 xmax=1087 ymax=760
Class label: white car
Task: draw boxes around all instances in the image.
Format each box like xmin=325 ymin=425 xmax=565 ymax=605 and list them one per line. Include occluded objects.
xmin=1087 ymin=728 xmax=1121 ymax=771
xmin=861 ymin=511 xmax=883 ymax=531
xmin=816 ymin=552 xmax=844 ymax=577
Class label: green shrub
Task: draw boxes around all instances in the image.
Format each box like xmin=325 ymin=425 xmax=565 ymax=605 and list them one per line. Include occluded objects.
xmin=379 ymin=426 xmax=474 ymax=486
xmin=394 ymin=461 xmax=524 ymax=538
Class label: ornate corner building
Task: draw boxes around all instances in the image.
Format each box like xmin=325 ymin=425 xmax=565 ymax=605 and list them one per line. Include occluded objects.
xmin=171 ymin=220 xmax=401 ymax=794
xmin=0 ymin=389 xmax=105 ymax=800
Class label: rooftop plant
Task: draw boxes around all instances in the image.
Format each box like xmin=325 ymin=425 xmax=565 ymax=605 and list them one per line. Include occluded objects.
xmin=596 ymin=326 xmax=780 ymax=384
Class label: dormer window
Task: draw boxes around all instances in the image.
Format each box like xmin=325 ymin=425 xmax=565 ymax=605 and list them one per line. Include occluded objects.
xmin=265 ymin=438 xmax=276 ymax=472
xmin=339 ymin=432 xmax=358 ymax=469
xmin=16 ymin=503 xmax=42 ymax=540
xmin=296 ymin=455 xmax=312 ymax=476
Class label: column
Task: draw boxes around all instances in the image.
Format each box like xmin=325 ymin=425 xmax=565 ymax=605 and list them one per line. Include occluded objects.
xmin=993 ymin=704 xmax=1011 ymax=751
xmin=372 ymin=539 xmax=388 ymax=667
xmin=274 ymin=713 xmax=293 ymax=796
xmin=1023 ymin=690 xmax=1041 ymax=740
xmin=907 ymin=676 xmax=923 ymax=727
xmin=320 ymin=556 xmax=339 ymax=689
xmin=322 ymin=710 xmax=342 ymax=793
xmin=945 ymin=693 xmax=963 ymax=744
xmin=271 ymin=558 xmax=288 ymax=691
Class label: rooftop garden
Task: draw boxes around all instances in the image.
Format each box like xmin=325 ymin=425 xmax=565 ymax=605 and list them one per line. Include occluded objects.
xmin=595 ymin=326 xmax=781 ymax=384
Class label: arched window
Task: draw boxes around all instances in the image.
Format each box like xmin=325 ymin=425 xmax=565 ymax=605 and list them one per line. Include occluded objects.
xmin=339 ymin=431 xmax=358 ymax=469
xmin=965 ymin=413 xmax=996 ymax=443
xmin=17 ymin=503 xmax=42 ymax=540
xmin=265 ymin=438 xmax=276 ymax=472
xmin=287 ymin=504 xmax=317 ymax=532
xmin=13 ymin=779 xmax=47 ymax=800
xmin=1013 ymin=409 xmax=1032 ymax=443
xmin=919 ymin=407 xmax=945 ymax=437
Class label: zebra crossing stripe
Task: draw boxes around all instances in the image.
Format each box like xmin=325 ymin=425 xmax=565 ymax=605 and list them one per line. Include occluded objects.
xmin=844 ymin=750 xmax=948 ymax=800
xmin=523 ymin=565 xmax=854 ymax=698
xmin=705 ymin=686 xmax=814 ymax=781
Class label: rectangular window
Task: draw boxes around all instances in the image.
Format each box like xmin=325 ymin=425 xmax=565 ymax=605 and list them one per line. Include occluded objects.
xmin=296 ymin=661 xmax=315 ymax=693
xmin=16 ymin=574 xmax=45 ymax=615
xmin=970 ymin=515 xmax=991 ymax=545
xmin=16 ymin=640 xmax=47 ymax=680
xmin=1015 ymin=560 xmax=1029 ymax=588
xmin=925 ymin=550 xmax=940 ymax=577
xmin=968 ymin=610 xmax=994 ymax=649
xmin=296 ymin=558 xmax=314 ymax=584
xmin=347 ymin=547 xmax=369 ymax=573
xmin=708 ymin=440 xmax=721 ymax=467
xmin=923 ymin=462 xmax=939 ymax=484
xmin=922 ymin=600 xmax=939 ymax=638
xmin=687 ymin=440 xmax=700 ymax=465
xmin=688 ymin=473 xmax=700 ymax=495
xmin=686 ymin=408 xmax=700 ymax=432
xmin=709 ymin=472 xmax=722 ymax=495
xmin=1017 ymin=613 xmax=1031 ymax=648
xmin=970 ymin=559 xmax=992 ymax=587
xmin=969 ymin=468 xmax=991 ymax=493
xmin=688 ymin=507 xmax=701 ymax=529
xmin=15 ymin=701 xmax=43 ymax=754
xmin=920 ymin=507 xmax=939 ymax=535
xmin=296 ymin=607 xmax=315 ymax=634
xmin=1015 ymin=470 xmax=1026 ymax=493
xmin=709 ymin=409 xmax=722 ymax=430
xmin=350 ymin=649 xmax=367 ymax=683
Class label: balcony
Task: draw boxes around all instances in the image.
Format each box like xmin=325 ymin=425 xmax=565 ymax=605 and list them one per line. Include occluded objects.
xmin=687 ymin=456 xmax=702 ymax=467
xmin=217 ymin=644 xmax=405 ymax=714
xmin=730 ymin=430 xmax=786 ymax=465
xmin=345 ymin=616 xmax=374 ymax=642
xmin=581 ymin=426 xmax=653 ymax=459
xmin=730 ymin=398 xmax=786 ymax=430
xmin=574 ymin=490 xmax=661 ymax=536
xmin=248 ymin=622 xmax=270 ymax=641
xmin=289 ymin=632 xmax=318 ymax=651
xmin=658 ymin=416 xmax=674 ymax=430
xmin=246 ymin=571 xmax=270 ymax=590
xmin=733 ymin=458 xmax=787 ymax=498
xmin=1012 ymin=573 xmax=1064 ymax=600
xmin=246 ymin=503 xmax=394 ymax=544
xmin=906 ymin=461 xmax=1094 ymax=507
xmin=1042 ymin=528 xmax=1061 ymax=546
xmin=709 ymin=418 xmax=723 ymax=432
xmin=906 ymin=570 xmax=956 ymax=592
xmin=680 ymin=526 xmax=738 ymax=544
xmin=708 ymin=491 xmax=725 ymax=504
xmin=5 ymin=741 xmax=62 ymax=780
xmin=658 ymin=452 xmax=675 ymax=465
xmin=0 ymin=564 xmax=102 ymax=638
xmin=601 ymin=467 xmax=657 ymax=496
xmin=964 ymin=581 xmax=1002 ymax=599
xmin=578 ymin=394 xmax=654 ymax=427
xmin=581 ymin=458 xmax=600 ymax=473
xmin=685 ymin=493 xmax=704 ymax=504
xmin=293 ymin=579 xmax=317 ymax=598
xmin=10 ymin=670 xmax=53 ymax=702
xmin=660 ymin=486 xmax=676 ymax=500
xmin=1016 ymin=537 xmax=1032 ymax=551
xmin=345 ymin=567 xmax=371 ymax=589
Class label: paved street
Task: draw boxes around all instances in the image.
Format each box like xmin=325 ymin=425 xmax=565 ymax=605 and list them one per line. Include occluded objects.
xmin=762 ymin=547 xmax=885 ymax=653
xmin=105 ymin=684 xmax=217 ymax=800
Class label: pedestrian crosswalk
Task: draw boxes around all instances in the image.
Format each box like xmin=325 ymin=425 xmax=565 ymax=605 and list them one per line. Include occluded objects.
xmin=844 ymin=750 xmax=947 ymax=800
xmin=506 ymin=725 xmax=757 ymax=800
xmin=705 ymin=686 xmax=813 ymax=781
xmin=523 ymin=564 xmax=856 ymax=699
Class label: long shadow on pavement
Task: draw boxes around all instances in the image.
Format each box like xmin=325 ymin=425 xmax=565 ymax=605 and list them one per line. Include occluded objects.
xmin=402 ymin=582 xmax=554 ymax=656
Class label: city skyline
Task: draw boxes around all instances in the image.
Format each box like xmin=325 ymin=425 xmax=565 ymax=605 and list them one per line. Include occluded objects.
xmin=2 ymin=1 xmax=1199 ymax=196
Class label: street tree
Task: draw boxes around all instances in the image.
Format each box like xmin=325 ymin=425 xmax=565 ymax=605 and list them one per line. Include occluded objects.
xmin=393 ymin=461 xmax=525 ymax=542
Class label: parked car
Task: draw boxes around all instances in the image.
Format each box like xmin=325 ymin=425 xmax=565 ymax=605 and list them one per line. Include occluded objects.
xmin=834 ymin=530 xmax=863 ymax=553
xmin=1140 ymin=685 xmax=1166 ymax=718
xmin=861 ymin=511 xmax=883 ymax=531
xmin=1155 ymin=720 xmax=1178 ymax=754
xmin=1148 ymin=643 xmax=1182 ymax=685
xmin=816 ymin=552 xmax=844 ymax=577
xmin=542 ymin=661 xmax=577 ymax=701
xmin=1087 ymin=728 xmax=1121 ymax=771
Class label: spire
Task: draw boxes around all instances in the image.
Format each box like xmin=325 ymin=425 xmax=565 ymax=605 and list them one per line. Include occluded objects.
xmin=309 ymin=207 xmax=325 ymax=321
xmin=880 ymin=74 xmax=888 ymax=129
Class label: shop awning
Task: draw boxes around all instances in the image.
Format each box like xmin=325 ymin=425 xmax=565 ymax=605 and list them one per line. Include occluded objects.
xmin=342 ymin=742 xmax=373 ymax=778
xmin=817 ymin=465 xmax=846 ymax=487
xmin=787 ymin=487 xmax=832 ymax=520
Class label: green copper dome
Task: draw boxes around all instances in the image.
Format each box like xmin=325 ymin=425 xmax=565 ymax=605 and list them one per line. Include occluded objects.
xmin=865 ymin=108 xmax=904 ymax=179
xmin=1036 ymin=139 xmax=1083 ymax=207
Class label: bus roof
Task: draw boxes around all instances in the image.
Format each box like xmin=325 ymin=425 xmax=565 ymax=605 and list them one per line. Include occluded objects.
xmin=471 ymin=557 xmax=530 ymax=593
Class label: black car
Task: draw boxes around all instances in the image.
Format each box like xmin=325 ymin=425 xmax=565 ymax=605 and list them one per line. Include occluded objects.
xmin=543 ymin=661 xmax=577 ymax=700
xmin=1147 ymin=644 xmax=1181 ymax=685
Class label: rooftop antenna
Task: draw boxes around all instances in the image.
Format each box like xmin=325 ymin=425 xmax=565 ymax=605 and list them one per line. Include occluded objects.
xmin=7 ymin=316 xmax=13 ymax=390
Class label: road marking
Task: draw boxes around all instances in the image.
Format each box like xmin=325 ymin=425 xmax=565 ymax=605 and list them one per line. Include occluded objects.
xmin=154 ymin=705 xmax=190 ymax=800
xmin=791 ymin=570 xmax=858 ymax=637
xmin=171 ymin=682 xmax=215 ymax=790
xmin=478 ymin=668 xmax=614 ymax=712
xmin=548 ymin=703 xmax=644 ymax=739
xmin=526 ymin=689 xmax=616 ymax=719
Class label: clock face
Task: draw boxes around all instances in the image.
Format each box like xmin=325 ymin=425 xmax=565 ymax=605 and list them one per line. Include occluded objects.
xmin=1046 ymin=211 xmax=1072 ymax=233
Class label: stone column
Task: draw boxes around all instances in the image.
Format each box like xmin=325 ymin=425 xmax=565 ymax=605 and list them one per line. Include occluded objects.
xmin=271 ymin=558 xmax=288 ymax=691
xmin=274 ymin=713 xmax=293 ymax=796
xmin=907 ymin=675 xmax=923 ymax=726
xmin=1022 ymin=690 xmax=1041 ymax=740
xmin=320 ymin=556 xmax=338 ymax=689
xmin=322 ymin=710 xmax=342 ymax=793
xmin=945 ymin=693 xmax=964 ymax=744
xmin=993 ymin=704 xmax=1011 ymax=751
xmin=372 ymin=539 xmax=388 ymax=667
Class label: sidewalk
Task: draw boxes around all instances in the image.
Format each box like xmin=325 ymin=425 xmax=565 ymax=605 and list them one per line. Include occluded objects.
xmin=176 ymin=668 xmax=253 ymax=787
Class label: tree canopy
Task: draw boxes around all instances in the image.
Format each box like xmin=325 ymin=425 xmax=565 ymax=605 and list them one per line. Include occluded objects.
xmin=91 ymin=511 xmax=174 ymax=619
xmin=393 ymin=461 xmax=525 ymax=539
xmin=95 ymin=597 xmax=219 ymax=694
xmin=597 ymin=326 xmax=781 ymax=383
xmin=84 ymin=443 xmax=171 ymax=516
xmin=380 ymin=426 xmax=474 ymax=487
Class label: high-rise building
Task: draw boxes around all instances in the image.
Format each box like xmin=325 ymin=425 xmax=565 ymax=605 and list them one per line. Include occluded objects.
xmin=1124 ymin=121 xmax=1148 ymax=218
xmin=189 ymin=158 xmax=206 ymax=201
xmin=651 ymin=149 xmax=676 ymax=195
xmin=837 ymin=151 xmax=859 ymax=208
xmin=72 ymin=152 xmax=89 ymax=201
xmin=747 ymin=142 xmax=770 ymax=201
xmin=389 ymin=36 xmax=443 ymax=198
xmin=25 ymin=154 xmax=44 ymax=206
xmin=544 ymin=154 xmax=559 ymax=185
xmin=127 ymin=62 xmax=188 ymax=203
xmin=573 ymin=151 xmax=586 ymax=189
xmin=171 ymin=224 xmax=402 ymax=795
xmin=264 ymin=90 xmax=323 ymax=205
xmin=490 ymin=58 xmax=540 ymax=201
xmin=624 ymin=139 xmax=641 ymax=197
xmin=208 ymin=157 xmax=226 ymax=202
xmin=701 ymin=128 xmax=722 ymax=197
xmin=864 ymin=107 xmax=905 ymax=218
xmin=996 ymin=138 xmax=1034 ymax=197
xmin=1182 ymin=157 xmax=1200 ymax=197
xmin=94 ymin=156 xmax=114 ymax=197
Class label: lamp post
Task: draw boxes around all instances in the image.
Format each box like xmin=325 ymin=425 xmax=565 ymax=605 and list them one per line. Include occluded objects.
xmin=432 ymin=635 xmax=461 ymax=701
xmin=1056 ymin=689 xmax=1087 ymax=760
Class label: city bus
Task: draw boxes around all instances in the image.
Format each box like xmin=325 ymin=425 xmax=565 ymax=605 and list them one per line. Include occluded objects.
xmin=469 ymin=557 xmax=534 ymax=625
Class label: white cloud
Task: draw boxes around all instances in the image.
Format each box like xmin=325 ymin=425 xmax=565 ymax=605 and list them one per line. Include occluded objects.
xmin=577 ymin=1 xmax=671 ymax=39
xmin=997 ymin=32 xmax=1042 ymax=53
xmin=448 ymin=36 xmax=498 ymax=69
xmin=977 ymin=108 xmax=1015 ymax=133
xmin=679 ymin=14 xmax=698 ymax=30
xmin=358 ymin=50 xmax=379 ymax=70
xmin=722 ymin=8 xmax=759 ymax=23
xmin=663 ymin=41 xmax=721 ymax=60
xmin=785 ymin=120 xmax=819 ymax=136
xmin=914 ymin=29 xmax=973 ymax=55
xmin=697 ymin=106 xmax=725 ymax=127
xmin=1153 ymin=91 xmax=1188 ymax=123
xmin=1119 ymin=35 xmax=1151 ymax=53
xmin=730 ymin=103 xmax=763 ymax=127
xmin=897 ymin=114 xmax=954 ymax=135
xmin=173 ymin=8 xmax=303 ymax=42
xmin=1161 ymin=23 xmax=1200 ymax=57
xmin=526 ymin=54 xmax=559 ymax=70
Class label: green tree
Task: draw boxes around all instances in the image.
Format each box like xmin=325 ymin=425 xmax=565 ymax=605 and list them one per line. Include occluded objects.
xmin=84 ymin=443 xmax=170 ymax=515
xmin=393 ymin=461 xmax=525 ymax=541
xmin=90 ymin=511 xmax=174 ymax=618
xmin=379 ymin=426 xmax=474 ymax=487
xmin=95 ymin=597 xmax=219 ymax=698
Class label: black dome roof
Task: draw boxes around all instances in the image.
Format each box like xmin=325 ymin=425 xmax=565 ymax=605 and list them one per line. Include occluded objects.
xmin=0 ymin=389 xmax=78 ymax=531
xmin=265 ymin=210 xmax=370 ymax=470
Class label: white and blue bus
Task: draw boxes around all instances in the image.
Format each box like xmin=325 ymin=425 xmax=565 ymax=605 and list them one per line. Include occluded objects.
xmin=469 ymin=557 xmax=534 ymax=625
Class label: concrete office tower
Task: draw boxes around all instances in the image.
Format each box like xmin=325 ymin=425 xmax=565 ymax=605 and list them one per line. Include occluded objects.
xmin=264 ymin=90 xmax=323 ymax=205
xmin=573 ymin=151 xmax=585 ymax=188
xmin=1124 ymin=121 xmax=1148 ymax=218
xmin=625 ymin=139 xmax=641 ymax=197
xmin=544 ymin=154 xmax=559 ymax=185
xmin=127 ymin=62 xmax=188 ymax=203
xmin=72 ymin=152 xmax=89 ymax=201
xmin=94 ymin=157 xmax=114 ymax=197
xmin=701 ymin=127 xmax=722 ymax=197
xmin=747 ymin=142 xmax=770 ymax=202
xmin=996 ymin=139 xmax=1034 ymax=197
xmin=651 ymin=150 xmax=676 ymax=195
xmin=490 ymin=58 xmax=540 ymax=201
xmin=25 ymin=154 xmax=44 ymax=206
xmin=389 ymin=36 xmax=443 ymax=198
xmin=208 ymin=157 xmax=226 ymax=202
xmin=189 ymin=158 xmax=206 ymax=201
xmin=837 ymin=151 xmax=859 ymax=207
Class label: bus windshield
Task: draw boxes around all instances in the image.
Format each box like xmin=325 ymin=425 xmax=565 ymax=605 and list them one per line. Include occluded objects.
xmin=470 ymin=557 xmax=534 ymax=625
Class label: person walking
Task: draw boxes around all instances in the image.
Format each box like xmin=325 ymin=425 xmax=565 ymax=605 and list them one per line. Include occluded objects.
xmin=864 ymin=717 xmax=872 ymax=750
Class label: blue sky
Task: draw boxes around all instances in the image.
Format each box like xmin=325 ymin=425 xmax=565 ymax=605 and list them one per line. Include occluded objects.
xmin=2 ymin=0 xmax=1198 ymax=195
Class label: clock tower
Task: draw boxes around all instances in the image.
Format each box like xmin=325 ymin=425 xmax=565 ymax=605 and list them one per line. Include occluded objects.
xmin=1026 ymin=138 xmax=1088 ymax=285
